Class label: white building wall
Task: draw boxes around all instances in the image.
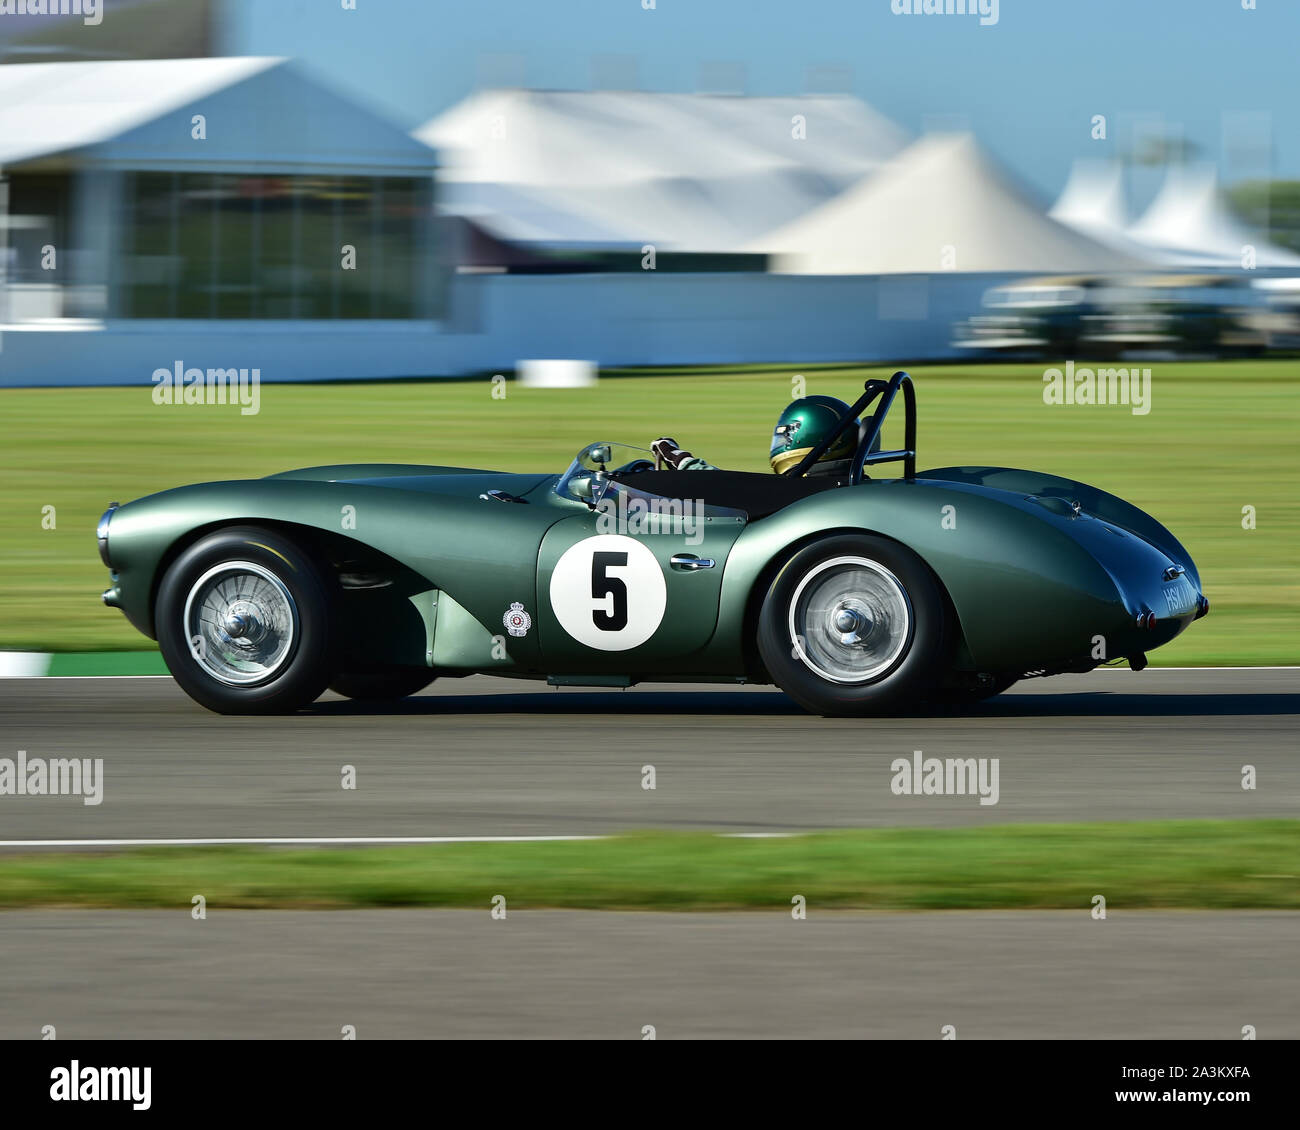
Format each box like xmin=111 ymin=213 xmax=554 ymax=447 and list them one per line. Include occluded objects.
xmin=0 ymin=271 xmax=1000 ymax=386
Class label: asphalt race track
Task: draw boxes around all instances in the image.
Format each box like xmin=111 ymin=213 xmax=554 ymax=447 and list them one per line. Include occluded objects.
xmin=0 ymin=668 xmax=1296 ymax=842
xmin=1 ymin=668 xmax=1296 ymax=1038
xmin=1 ymin=910 xmax=1296 ymax=1039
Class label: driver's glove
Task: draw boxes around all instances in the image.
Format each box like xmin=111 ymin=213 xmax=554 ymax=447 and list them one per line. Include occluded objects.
xmin=651 ymin=437 xmax=696 ymax=470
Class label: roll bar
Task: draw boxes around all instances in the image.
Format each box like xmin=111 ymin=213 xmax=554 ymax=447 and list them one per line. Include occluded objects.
xmin=785 ymin=370 xmax=916 ymax=484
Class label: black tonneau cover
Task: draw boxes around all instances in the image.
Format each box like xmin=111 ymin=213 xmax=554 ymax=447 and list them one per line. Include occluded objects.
xmin=613 ymin=469 xmax=841 ymax=520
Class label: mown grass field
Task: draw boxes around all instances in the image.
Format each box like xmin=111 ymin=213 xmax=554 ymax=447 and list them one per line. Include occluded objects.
xmin=0 ymin=821 xmax=1296 ymax=910
xmin=1 ymin=360 xmax=1296 ymax=660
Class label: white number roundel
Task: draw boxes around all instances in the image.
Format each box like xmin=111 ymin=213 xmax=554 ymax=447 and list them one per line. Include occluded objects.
xmin=549 ymin=534 xmax=667 ymax=651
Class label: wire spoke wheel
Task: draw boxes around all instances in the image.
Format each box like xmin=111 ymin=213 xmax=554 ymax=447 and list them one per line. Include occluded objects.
xmin=182 ymin=560 xmax=299 ymax=686
xmin=787 ymin=555 xmax=913 ymax=684
xmin=758 ymin=535 xmax=946 ymax=716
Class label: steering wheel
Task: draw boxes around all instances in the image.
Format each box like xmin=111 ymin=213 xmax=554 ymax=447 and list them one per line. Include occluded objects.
xmin=612 ymin=458 xmax=656 ymax=474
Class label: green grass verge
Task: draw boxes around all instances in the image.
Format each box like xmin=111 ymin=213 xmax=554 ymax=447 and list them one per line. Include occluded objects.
xmin=44 ymin=652 xmax=171 ymax=677
xmin=1 ymin=360 xmax=1296 ymax=661
xmin=2 ymin=821 xmax=1297 ymax=910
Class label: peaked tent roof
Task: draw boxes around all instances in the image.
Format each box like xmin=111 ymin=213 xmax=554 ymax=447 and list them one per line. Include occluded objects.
xmin=1049 ymin=157 xmax=1172 ymax=263
xmin=751 ymin=133 xmax=1149 ymax=274
xmin=1125 ymin=163 xmax=1300 ymax=268
xmin=416 ymin=89 xmax=909 ymax=250
xmin=1050 ymin=159 xmax=1129 ymax=238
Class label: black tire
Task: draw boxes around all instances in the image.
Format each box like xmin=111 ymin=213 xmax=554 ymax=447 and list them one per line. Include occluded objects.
xmin=329 ymin=668 xmax=435 ymax=701
xmin=155 ymin=526 xmax=335 ymax=714
xmin=756 ymin=534 xmax=949 ymax=716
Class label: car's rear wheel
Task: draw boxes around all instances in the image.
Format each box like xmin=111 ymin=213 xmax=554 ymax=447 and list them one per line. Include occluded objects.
xmin=756 ymin=534 xmax=948 ymax=716
xmin=156 ymin=527 xmax=334 ymax=714
xmin=329 ymin=668 xmax=435 ymax=701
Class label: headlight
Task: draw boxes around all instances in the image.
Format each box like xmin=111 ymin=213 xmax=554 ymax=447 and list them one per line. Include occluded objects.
xmin=97 ymin=503 xmax=119 ymax=568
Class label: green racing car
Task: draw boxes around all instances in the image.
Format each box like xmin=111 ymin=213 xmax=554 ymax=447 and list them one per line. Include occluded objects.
xmin=96 ymin=371 xmax=1207 ymax=716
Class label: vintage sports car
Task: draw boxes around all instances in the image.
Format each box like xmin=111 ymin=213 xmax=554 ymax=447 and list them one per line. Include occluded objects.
xmin=96 ymin=371 xmax=1207 ymax=716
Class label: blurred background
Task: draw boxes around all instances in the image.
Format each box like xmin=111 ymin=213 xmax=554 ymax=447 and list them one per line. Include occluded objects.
xmin=1 ymin=0 xmax=1299 ymax=381
xmin=0 ymin=0 xmax=1294 ymax=664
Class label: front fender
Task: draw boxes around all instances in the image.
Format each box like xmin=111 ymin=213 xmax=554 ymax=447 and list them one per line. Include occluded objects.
xmin=918 ymin=466 xmax=1201 ymax=591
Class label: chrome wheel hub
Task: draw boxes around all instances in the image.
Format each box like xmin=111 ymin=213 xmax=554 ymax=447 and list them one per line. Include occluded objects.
xmin=831 ymin=602 xmax=873 ymax=644
xmin=788 ymin=556 xmax=913 ymax=684
xmin=183 ymin=561 xmax=298 ymax=686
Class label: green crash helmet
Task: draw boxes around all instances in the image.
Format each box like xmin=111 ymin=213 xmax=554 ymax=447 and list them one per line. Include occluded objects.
xmin=769 ymin=395 xmax=859 ymax=475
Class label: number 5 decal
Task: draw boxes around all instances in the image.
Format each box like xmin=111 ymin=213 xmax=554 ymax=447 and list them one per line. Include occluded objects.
xmin=551 ymin=535 xmax=667 ymax=650
xmin=591 ymin=551 xmax=629 ymax=632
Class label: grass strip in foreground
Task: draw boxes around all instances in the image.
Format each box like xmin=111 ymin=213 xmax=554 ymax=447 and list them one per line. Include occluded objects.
xmin=0 ymin=820 xmax=1297 ymax=911
xmin=45 ymin=651 xmax=170 ymax=677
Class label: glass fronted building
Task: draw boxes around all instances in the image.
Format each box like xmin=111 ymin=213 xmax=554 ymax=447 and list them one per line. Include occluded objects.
xmin=119 ymin=171 xmax=433 ymax=320
xmin=0 ymin=57 xmax=441 ymax=332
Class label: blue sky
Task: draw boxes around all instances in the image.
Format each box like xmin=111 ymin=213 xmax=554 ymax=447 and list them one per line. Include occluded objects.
xmin=229 ymin=0 xmax=1299 ymax=204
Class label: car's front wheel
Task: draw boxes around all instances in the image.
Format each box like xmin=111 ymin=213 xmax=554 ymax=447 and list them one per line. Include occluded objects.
xmin=756 ymin=534 xmax=948 ymax=716
xmin=156 ymin=527 xmax=335 ymax=714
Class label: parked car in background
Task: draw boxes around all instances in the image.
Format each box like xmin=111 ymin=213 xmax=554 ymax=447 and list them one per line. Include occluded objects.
xmin=954 ymin=273 xmax=1270 ymax=359
xmin=951 ymin=275 xmax=1106 ymax=357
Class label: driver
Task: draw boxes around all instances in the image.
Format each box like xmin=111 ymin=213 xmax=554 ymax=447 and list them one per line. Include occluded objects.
xmin=652 ymin=395 xmax=860 ymax=478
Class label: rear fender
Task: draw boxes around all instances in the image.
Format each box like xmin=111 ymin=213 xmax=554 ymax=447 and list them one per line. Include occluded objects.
xmin=104 ymin=478 xmax=564 ymax=671
xmin=711 ymin=479 xmax=1127 ymax=673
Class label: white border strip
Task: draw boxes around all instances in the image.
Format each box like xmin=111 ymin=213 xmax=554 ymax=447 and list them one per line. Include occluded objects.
xmin=0 ymin=833 xmax=803 ymax=848
xmin=0 ymin=835 xmax=611 ymax=848
xmin=0 ymin=652 xmax=50 ymax=677
xmin=1087 ymin=666 xmax=1300 ymax=672
xmin=6 ymin=666 xmax=1300 ymax=682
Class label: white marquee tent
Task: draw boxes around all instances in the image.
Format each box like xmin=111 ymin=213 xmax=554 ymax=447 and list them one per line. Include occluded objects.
xmin=1124 ymin=163 xmax=1300 ymax=268
xmin=435 ymin=180 xmax=636 ymax=248
xmin=751 ymin=133 xmax=1148 ymax=274
xmin=1049 ymin=158 xmax=1176 ymax=264
xmin=1049 ymin=160 xmax=1130 ymax=244
xmin=416 ymin=89 xmax=909 ymax=251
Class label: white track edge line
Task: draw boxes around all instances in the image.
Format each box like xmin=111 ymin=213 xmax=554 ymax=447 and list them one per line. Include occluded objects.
xmin=0 ymin=833 xmax=805 ymax=848
xmin=7 ymin=667 xmax=1300 ymax=682
xmin=0 ymin=835 xmax=611 ymax=847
